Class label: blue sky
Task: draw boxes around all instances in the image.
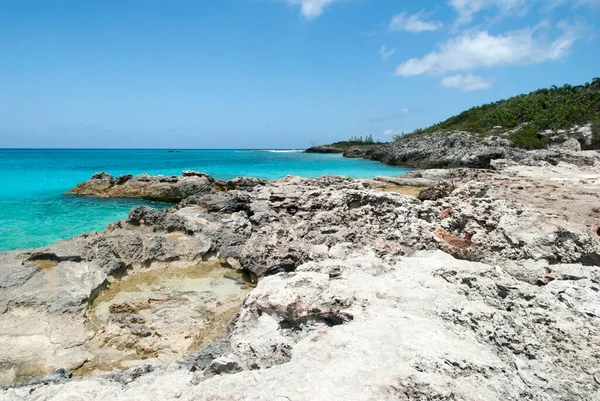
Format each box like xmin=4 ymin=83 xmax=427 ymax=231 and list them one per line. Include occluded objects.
xmin=0 ymin=0 xmax=598 ymax=148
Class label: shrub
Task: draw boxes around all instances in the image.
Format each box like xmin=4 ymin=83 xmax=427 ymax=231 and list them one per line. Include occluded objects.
xmin=508 ymin=125 xmax=548 ymax=150
xmin=392 ymin=132 xmax=406 ymax=142
xmin=346 ymin=134 xmax=375 ymax=144
xmin=420 ymin=78 xmax=600 ymax=136
xmin=330 ymin=134 xmax=382 ymax=148
xmin=592 ymin=119 xmax=600 ymax=140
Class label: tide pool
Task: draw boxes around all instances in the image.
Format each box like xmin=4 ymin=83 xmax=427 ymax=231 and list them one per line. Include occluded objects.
xmin=0 ymin=149 xmax=410 ymax=251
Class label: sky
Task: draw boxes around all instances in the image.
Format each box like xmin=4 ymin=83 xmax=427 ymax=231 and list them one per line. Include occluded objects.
xmin=0 ymin=0 xmax=598 ymax=149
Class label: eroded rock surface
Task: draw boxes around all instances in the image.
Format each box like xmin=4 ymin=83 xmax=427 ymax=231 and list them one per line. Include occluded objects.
xmin=68 ymin=171 xmax=225 ymax=201
xmin=343 ymin=130 xmax=600 ymax=169
xmin=2 ymin=158 xmax=600 ymax=400
xmin=4 ymin=248 xmax=600 ymax=400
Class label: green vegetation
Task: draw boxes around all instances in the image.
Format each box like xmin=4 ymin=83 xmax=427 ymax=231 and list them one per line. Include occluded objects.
xmin=329 ymin=134 xmax=382 ymax=148
xmin=507 ymin=125 xmax=549 ymax=150
xmin=399 ymin=78 xmax=600 ymax=145
xmin=347 ymin=134 xmax=376 ymax=144
xmin=592 ymin=118 xmax=600 ymax=140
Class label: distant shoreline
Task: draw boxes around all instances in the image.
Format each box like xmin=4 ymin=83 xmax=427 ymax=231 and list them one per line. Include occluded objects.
xmin=245 ymin=149 xmax=305 ymax=153
xmin=0 ymin=148 xmax=310 ymax=151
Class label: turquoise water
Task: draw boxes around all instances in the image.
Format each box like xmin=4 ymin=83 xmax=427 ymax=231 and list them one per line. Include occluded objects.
xmin=0 ymin=149 xmax=409 ymax=252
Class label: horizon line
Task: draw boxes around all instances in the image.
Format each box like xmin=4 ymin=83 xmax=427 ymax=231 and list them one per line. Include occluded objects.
xmin=0 ymin=147 xmax=310 ymax=150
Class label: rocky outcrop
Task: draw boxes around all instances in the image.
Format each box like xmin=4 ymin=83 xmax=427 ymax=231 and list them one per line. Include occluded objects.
xmin=4 ymin=247 xmax=600 ymax=400
xmin=305 ymin=145 xmax=346 ymax=154
xmin=2 ymin=160 xmax=600 ymax=399
xmin=542 ymin=124 xmax=598 ymax=150
xmin=343 ymin=132 xmax=513 ymax=169
xmin=68 ymin=171 xmax=224 ymax=202
xmin=342 ymin=129 xmax=600 ymax=169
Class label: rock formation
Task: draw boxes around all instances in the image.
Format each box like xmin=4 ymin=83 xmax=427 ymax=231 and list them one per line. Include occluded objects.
xmin=2 ymin=152 xmax=600 ymax=399
xmin=341 ymin=128 xmax=600 ymax=169
xmin=68 ymin=171 xmax=225 ymax=201
xmin=304 ymin=145 xmax=345 ymax=154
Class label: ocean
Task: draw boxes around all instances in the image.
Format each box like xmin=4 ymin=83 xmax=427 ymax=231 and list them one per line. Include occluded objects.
xmin=0 ymin=149 xmax=410 ymax=252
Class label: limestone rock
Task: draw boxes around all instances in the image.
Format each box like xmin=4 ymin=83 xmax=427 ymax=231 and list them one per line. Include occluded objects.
xmin=4 ymin=250 xmax=600 ymax=400
xmin=341 ymin=126 xmax=600 ymax=169
xmin=2 ymin=160 xmax=600 ymax=398
xmin=552 ymin=137 xmax=582 ymax=152
xmin=343 ymin=132 xmax=511 ymax=169
xmin=68 ymin=172 xmax=216 ymax=201
xmin=305 ymin=145 xmax=346 ymax=154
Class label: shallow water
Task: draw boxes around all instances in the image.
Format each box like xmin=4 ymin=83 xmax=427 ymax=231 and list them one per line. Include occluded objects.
xmin=0 ymin=261 xmax=251 ymax=384
xmin=0 ymin=149 xmax=409 ymax=251
xmin=82 ymin=262 xmax=251 ymax=374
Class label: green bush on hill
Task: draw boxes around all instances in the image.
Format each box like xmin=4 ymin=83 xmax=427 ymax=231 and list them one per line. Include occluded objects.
xmin=592 ymin=118 xmax=600 ymax=140
xmin=408 ymin=78 xmax=600 ymax=140
xmin=507 ymin=125 xmax=549 ymax=150
xmin=330 ymin=134 xmax=381 ymax=148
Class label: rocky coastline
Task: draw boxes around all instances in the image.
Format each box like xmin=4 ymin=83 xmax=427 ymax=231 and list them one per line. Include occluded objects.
xmin=2 ymin=143 xmax=600 ymax=399
xmin=304 ymin=145 xmax=345 ymax=154
xmin=339 ymin=125 xmax=597 ymax=169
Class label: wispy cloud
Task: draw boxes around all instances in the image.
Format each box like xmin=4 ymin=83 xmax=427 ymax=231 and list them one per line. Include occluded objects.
xmin=448 ymin=0 xmax=529 ymax=26
xmin=382 ymin=129 xmax=403 ymax=136
xmin=360 ymin=29 xmax=377 ymax=37
xmin=394 ymin=22 xmax=583 ymax=76
xmin=532 ymin=0 xmax=600 ymax=11
xmin=283 ymin=0 xmax=342 ymax=19
xmin=575 ymin=0 xmax=600 ymax=6
xmin=441 ymin=74 xmax=493 ymax=91
xmin=448 ymin=0 xmax=600 ymax=26
xmin=369 ymin=108 xmax=409 ymax=123
xmin=389 ymin=11 xmax=444 ymax=33
xmin=380 ymin=45 xmax=396 ymax=61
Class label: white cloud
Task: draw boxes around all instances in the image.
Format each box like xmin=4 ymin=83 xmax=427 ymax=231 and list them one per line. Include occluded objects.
xmin=389 ymin=12 xmax=444 ymax=32
xmin=382 ymin=129 xmax=403 ymax=136
xmin=441 ymin=74 xmax=493 ymax=91
xmin=380 ymin=45 xmax=396 ymax=61
xmin=448 ymin=0 xmax=528 ymax=25
xmin=283 ymin=0 xmax=342 ymax=19
xmin=369 ymin=108 xmax=410 ymax=123
xmin=394 ymin=23 xmax=582 ymax=76
xmin=448 ymin=0 xmax=600 ymax=25
xmin=543 ymin=0 xmax=600 ymax=9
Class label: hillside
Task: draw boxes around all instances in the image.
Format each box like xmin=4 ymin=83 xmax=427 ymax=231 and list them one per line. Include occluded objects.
xmin=306 ymin=135 xmax=383 ymax=153
xmin=411 ymin=78 xmax=600 ymax=149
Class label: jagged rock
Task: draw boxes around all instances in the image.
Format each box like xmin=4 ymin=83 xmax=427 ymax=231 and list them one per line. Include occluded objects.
xmin=343 ymin=132 xmax=513 ymax=169
xmin=181 ymin=170 xmax=212 ymax=179
xmin=91 ymin=172 xmax=114 ymax=181
xmin=339 ymin=128 xmax=600 ymax=169
xmin=68 ymin=172 xmax=216 ymax=201
xmin=26 ymin=368 xmax=73 ymax=386
xmin=4 ymin=249 xmax=600 ymax=400
xmin=115 ymin=174 xmax=133 ymax=185
xmin=373 ymin=176 xmax=437 ymax=187
xmin=305 ymin=145 xmax=346 ymax=154
xmin=417 ymin=182 xmax=452 ymax=201
xmin=553 ymin=137 xmax=582 ymax=152
xmin=225 ymin=177 xmax=267 ymax=191
xmin=2 ymin=160 xmax=600 ymax=398
xmin=128 ymin=206 xmax=187 ymax=233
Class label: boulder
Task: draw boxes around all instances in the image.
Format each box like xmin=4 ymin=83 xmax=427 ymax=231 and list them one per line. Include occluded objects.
xmin=552 ymin=137 xmax=582 ymax=152
xmin=68 ymin=172 xmax=217 ymax=201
